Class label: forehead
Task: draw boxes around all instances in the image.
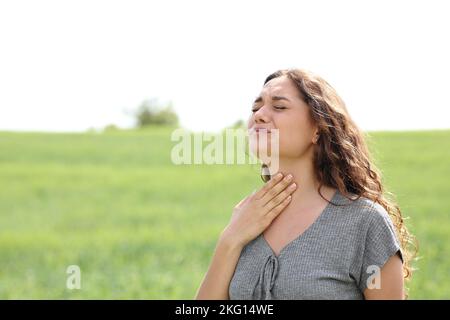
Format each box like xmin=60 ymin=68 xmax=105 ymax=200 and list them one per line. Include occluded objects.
xmin=259 ymin=75 xmax=298 ymax=97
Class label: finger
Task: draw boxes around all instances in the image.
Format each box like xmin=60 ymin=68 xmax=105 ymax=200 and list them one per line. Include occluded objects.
xmin=264 ymin=182 xmax=297 ymax=212
xmin=266 ymin=195 xmax=292 ymax=220
xmin=260 ymin=174 xmax=294 ymax=206
xmin=253 ymin=172 xmax=284 ymax=200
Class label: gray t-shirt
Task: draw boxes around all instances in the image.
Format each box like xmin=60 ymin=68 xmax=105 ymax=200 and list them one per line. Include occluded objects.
xmin=229 ymin=189 xmax=403 ymax=300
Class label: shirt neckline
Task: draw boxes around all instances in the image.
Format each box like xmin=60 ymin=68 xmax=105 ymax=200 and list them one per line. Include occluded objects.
xmin=259 ymin=188 xmax=341 ymax=259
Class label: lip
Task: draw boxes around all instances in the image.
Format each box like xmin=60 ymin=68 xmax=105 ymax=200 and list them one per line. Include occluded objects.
xmin=250 ymin=127 xmax=272 ymax=133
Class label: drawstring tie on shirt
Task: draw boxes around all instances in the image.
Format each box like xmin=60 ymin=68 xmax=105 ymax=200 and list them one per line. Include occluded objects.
xmin=257 ymin=254 xmax=279 ymax=299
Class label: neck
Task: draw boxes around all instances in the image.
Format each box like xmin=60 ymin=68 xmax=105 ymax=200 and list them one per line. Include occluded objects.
xmin=268 ymin=153 xmax=334 ymax=208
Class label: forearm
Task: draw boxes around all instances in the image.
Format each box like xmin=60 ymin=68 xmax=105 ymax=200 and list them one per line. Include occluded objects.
xmin=195 ymin=235 xmax=244 ymax=300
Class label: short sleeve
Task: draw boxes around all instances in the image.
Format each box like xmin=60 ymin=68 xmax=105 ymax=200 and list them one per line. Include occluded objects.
xmin=358 ymin=203 xmax=403 ymax=293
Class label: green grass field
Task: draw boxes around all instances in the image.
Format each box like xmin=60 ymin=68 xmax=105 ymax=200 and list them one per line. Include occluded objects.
xmin=0 ymin=127 xmax=449 ymax=299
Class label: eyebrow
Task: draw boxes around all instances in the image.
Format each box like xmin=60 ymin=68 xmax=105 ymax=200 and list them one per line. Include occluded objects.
xmin=253 ymin=95 xmax=291 ymax=104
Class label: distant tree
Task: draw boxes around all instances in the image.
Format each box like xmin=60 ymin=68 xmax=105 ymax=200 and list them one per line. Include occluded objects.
xmin=231 ymin=119 xmax=245 ymax=129
xmin=103 ymin=124 xmax=119 ymax=132
xmin=224 ymin=119 xmax=246 ymax=130
xmin=135 ymin=98 xmax=179 ymax=128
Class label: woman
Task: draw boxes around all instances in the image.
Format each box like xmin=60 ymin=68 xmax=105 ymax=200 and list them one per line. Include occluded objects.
xmin=195 ymin=68 xmax=416 ymax=300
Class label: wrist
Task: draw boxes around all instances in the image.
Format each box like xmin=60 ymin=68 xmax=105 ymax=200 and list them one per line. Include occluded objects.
xmin=219 ymin=228 xmax=244 ymax=251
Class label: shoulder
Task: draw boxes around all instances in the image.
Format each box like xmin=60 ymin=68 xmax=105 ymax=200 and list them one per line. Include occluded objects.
xmin=336 ymin=191 xmax=402 ymax=254
xmin=330 ymin=192 xmax=394 ymax=234
xmin=320 ymin=190 xmax=401 ymax=254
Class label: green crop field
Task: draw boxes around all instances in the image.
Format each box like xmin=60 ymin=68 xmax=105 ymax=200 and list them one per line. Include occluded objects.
xmin=0 ymin=127 xmax=448 ymax=299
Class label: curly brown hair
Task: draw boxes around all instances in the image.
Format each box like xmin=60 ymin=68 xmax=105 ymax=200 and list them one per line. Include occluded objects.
xmin=259 ymin=68 xmax=417 ymax=297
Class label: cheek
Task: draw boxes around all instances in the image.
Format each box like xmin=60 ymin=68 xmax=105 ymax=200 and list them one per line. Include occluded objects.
xmin=278 ymin=116 xmax=315 ymax=153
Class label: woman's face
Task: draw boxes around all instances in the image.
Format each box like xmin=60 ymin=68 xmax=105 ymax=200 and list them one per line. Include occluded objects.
xmin=247 ymin=75 xmax=318 ymax=161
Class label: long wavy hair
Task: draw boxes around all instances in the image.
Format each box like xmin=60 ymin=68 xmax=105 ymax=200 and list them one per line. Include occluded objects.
xmin=259 ymin=68 xmax=417 ymax=296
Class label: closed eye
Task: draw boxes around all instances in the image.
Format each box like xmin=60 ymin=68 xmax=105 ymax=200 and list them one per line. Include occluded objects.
xmin=251 ymin=106 xmax=286 ymax=112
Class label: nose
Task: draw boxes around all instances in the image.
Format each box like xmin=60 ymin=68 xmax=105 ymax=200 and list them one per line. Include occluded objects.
xmin=253 ymin=105 xmax=270 ymax=124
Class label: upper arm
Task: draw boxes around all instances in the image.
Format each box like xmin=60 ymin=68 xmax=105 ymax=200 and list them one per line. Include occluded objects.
xmin=357 ymin=202 xmax=404 ymax=298
xmin=363 ymin=252 xmax=404 ymax=300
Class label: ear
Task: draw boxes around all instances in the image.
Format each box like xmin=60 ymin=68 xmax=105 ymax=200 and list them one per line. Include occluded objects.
xmin=312 ymin=128 xmax=320 ymax=144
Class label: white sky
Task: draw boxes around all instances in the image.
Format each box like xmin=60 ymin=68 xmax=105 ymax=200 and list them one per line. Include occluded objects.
xmin=0 ymin=0 xmax=449 ymax=133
